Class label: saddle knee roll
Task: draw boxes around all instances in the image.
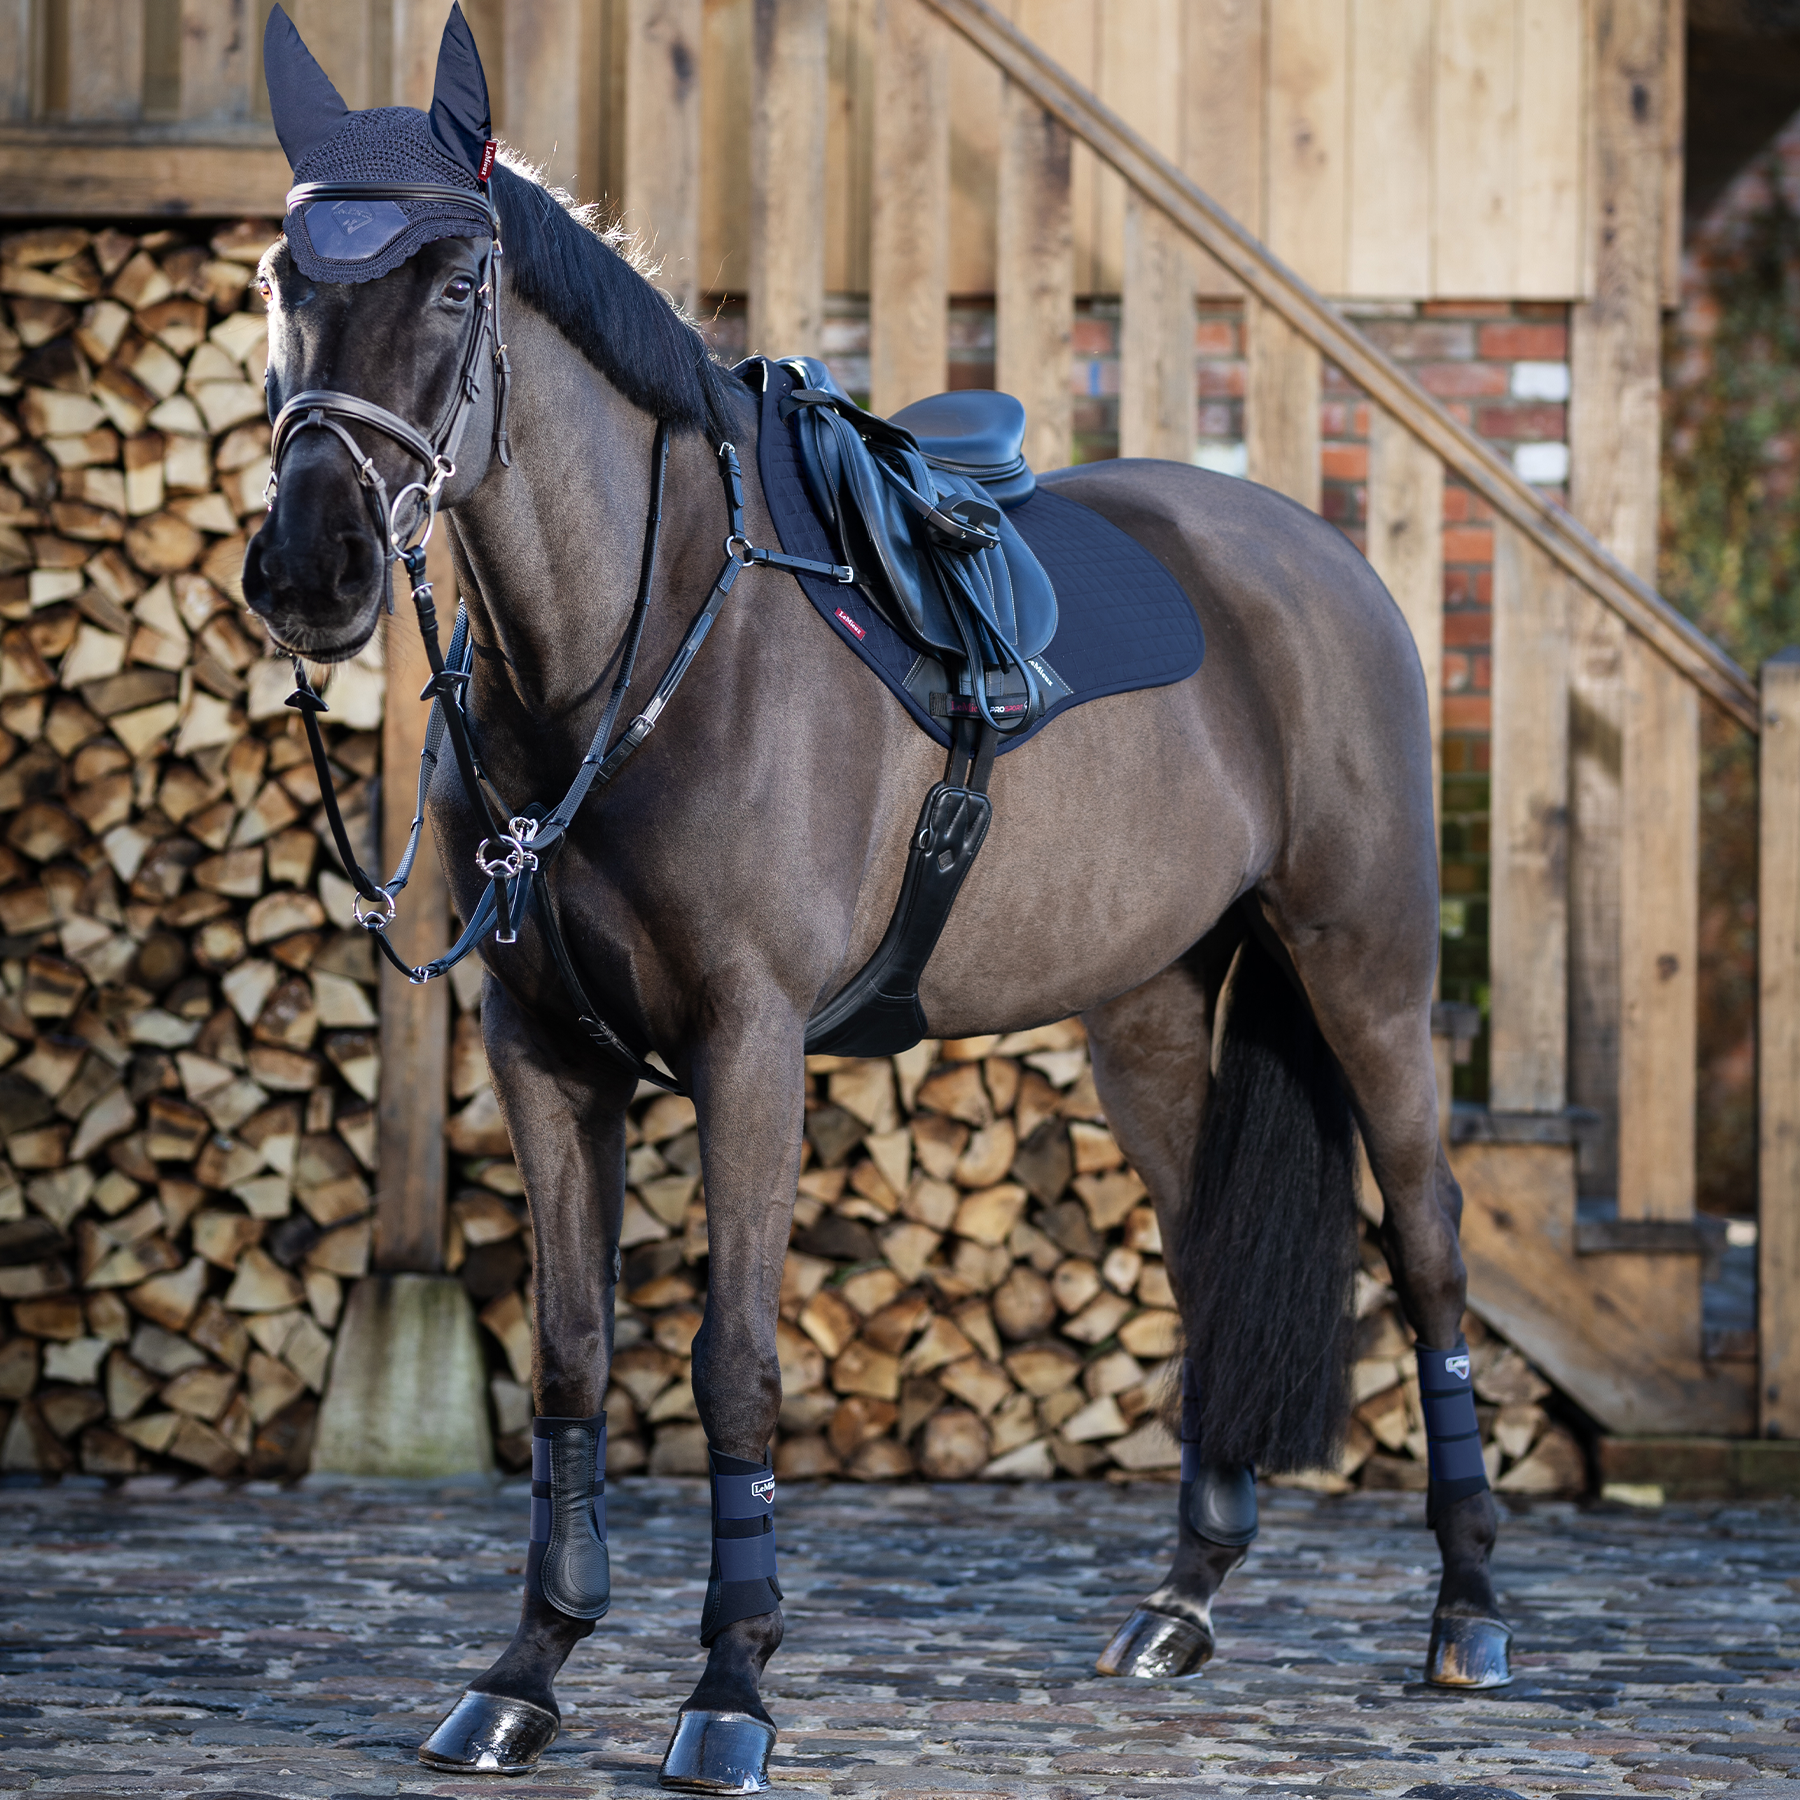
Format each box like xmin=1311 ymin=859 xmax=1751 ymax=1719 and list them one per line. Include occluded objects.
xmin=1416 ymin=1340 xmax=1491 ymax=1526
xmin=701 ymin=1449 xmax=780 ymax=1645
xmin=529 ymin=1413 xmax=611 ymax=1620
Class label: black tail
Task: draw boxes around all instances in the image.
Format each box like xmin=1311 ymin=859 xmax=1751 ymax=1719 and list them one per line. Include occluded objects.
xmin=1169 ymin=929 xmax=1360 ymax=1473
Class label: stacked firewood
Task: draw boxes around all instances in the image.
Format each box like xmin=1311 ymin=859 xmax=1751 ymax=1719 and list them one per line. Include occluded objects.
xmin=0 ymin=218 xmax=388 ymax=1480
xmin=450 ymin=1031 xmax=1587 ymax=1496
xmin=0 ymin=216 xmax=1584 ymax=1496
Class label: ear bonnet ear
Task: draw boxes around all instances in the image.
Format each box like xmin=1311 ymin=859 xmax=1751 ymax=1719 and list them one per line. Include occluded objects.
xmin=431 ymin=4 xmax=494 ymax=175
xmin=263 ymin=4 xmax=350 ymax=166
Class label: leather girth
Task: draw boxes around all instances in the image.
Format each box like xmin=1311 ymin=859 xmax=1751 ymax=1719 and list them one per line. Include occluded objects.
xmin=803 ymin=718 xmax=998 ymax=1058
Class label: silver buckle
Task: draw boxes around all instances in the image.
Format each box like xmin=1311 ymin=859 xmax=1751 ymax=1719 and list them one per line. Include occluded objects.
xmin=352 ymin=888 xmax=396 ymax=930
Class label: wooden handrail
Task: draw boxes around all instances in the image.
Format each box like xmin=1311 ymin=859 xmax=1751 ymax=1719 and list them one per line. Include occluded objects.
xmin=921 ymin=0 xmax=1760 ymax=735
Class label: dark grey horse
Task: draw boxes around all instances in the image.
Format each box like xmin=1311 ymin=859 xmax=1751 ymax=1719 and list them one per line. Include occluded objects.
xmin=245 ymin=133 xmax=1506 ymax=1788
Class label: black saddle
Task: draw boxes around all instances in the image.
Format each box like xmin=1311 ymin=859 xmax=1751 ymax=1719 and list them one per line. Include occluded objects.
xmin=778 ymin=358 xmax=1059 ymax=732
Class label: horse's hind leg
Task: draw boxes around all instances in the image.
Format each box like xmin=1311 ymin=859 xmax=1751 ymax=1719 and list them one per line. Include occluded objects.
xmin=417 ymin=978 xmax=636 ymax=1773
xmin=1080 ymin=939 xmax=1257 ymax=1678
xmin=1270 ymin=907 xmax=1511 ymax=1688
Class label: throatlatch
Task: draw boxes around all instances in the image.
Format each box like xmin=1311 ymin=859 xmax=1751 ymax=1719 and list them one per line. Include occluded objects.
xmin=528 ymin=1413 xmax=610 ymax=1620
xmin=701 ymin=1450 xmax=779 ymax=1645
xmin=1416 ymin=1338 xmax=1490 ymax=1526
xmin=1178 ymin=1358 xmax=1259 ymax=1547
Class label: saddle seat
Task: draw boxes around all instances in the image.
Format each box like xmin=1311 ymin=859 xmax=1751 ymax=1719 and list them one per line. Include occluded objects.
xmin=777 ymin=357 xmax=1059 ymax=732
xmin=890 ymin=390 xmax=1035 ymax=509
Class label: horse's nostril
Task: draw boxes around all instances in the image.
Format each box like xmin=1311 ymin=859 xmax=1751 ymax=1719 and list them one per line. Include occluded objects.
xmin=337 ymin=531 xmax=377 ymax=595
xmin=241 ymin=533 xmax=271 ymax=614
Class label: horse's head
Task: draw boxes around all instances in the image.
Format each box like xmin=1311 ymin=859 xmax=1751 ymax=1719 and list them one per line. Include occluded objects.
xmin=241 ymin=2 xmax=501 ymax=661
xmin=243 ymin=232 xmax=496 ymax=659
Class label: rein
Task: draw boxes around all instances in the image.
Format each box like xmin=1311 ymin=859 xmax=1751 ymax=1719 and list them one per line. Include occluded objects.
xmin=272 ymin=196 xmax=854 ymax=1089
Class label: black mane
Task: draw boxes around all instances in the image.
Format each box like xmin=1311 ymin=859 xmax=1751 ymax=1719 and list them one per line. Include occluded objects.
xmin=490 ymin=156 xmax=744 ymax=442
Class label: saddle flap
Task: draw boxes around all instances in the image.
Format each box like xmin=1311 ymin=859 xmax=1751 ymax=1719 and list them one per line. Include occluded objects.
xmin=775 ymin=360 xmax=1058 ymax=724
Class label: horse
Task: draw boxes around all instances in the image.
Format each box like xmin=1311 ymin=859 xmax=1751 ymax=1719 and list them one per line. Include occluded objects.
xmin=242 ymin=14 xmax=1506 ymax=1789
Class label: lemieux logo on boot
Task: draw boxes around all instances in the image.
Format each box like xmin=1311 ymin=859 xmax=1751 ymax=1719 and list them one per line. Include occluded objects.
xmin=1445 ymin=1354 xmax=1471 ymax=1380
xmin=751 ymin=1475 xmax=775 ymax=1504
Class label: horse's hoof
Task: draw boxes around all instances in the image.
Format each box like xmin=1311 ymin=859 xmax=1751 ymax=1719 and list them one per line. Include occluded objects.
xmin=417 ymin=1689 xmax=559 ymax=1774
xmin=1425 ymin=1613 xmax=1514 ymax=1688
xmin=1094 ymin=1606 xmax=1214 ymax=1679
xmin=658 ymin=1708 xmax=776 ymax=1793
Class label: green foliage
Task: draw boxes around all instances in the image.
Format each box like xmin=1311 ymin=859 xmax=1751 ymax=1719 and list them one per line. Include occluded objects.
xmin=1660 ymin=154 xmax=1800 ymax=1213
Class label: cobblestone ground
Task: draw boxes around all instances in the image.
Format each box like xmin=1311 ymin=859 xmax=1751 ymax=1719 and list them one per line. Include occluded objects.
xmin=1 ymin=1479 xmax=1797 ymax=1798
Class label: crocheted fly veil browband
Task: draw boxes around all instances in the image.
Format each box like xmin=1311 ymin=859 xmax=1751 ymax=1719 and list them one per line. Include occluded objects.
xmin=264 ymin=2 xmax=496 ymax=283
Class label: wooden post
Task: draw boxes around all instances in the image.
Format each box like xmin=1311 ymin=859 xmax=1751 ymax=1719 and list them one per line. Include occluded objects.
xmin=1760 ymin=649 xmax=1800 ymax=1436
xmin=995 ymin=72 xmax=1071 ymax=473
xmin=0 ymin=0 xmax=34 ymax=123
xmin=748 ymin=0 xmax=828 ymax=360
xmin=1489 ymin=521 xmax=1571 ymax=1115
xmin=1245 ymin=299 xmax=1319 ymax=511
xmin=1617 ymin=642 xmax=1699 ymax=1219
xmin=1568 ymin=0 xmax=1674 ymax=1202
xmin=376 ymin=551 xmax=451 ymax=1274
xmin=623 ymin=0 xmax=703 ymax=313
xmin=1118 ymin=0 xmax=1191 ymax=463
xmin=289 ymin=0 xmax=376 ymax=108
xmin=391 ymin=0 xmax=454 ymax=109
xmin=869 ymin=0 xmax=948 ymax=414
xmin=177 ymin=0 xmax=253 ymax=120
xmin=505 ymin=0 xmax=586 ymax=195
xmin=66 ymin=0 xmax=144 ymax=120
xmin=1366 ymin=410 xmax=1444 ymax=839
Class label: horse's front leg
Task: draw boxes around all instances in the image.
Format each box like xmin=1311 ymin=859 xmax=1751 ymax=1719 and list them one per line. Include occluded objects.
xmin=419 ymin=976 xmax=635 ymax=1774
xmin=657 ymin=1002 xmax=804 ymax=1795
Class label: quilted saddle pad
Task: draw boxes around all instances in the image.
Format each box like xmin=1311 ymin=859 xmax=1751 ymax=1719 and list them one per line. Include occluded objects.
xmin=751 ymin=359 xmax=1204 ymax=754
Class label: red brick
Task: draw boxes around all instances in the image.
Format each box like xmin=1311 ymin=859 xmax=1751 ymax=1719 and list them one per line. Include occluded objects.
xmin=1193 ymin=319 xmax=1236 ymax=356
xmin=1478 ymin=322 xmax=1567 ymax=360
xmin=1444 ymin=568 xmax=1475 ymax=605
xmin=1443 ymin=611 xmax=1490 ymax=647
xmin=1196 ymin=365 xmax=1245 ymax=397
xmin=1443 ymin=695 xmax=1492 ymax=731
xmin=1321 ymin=360 xmax=1361 ymax=392
xmin=1474 ymin=570 xmax=1492 ymax=605
xmin=1474 ymin=403 xmax=1566 ymax=439
xmin=1321 ymin=443 xmax=1367 ymax=481
xmin=1444 ymin=652 xmax=1471 ymax=693
xmin=1472 ymin=654 xmax=1491 ymax=692
xmin=1473 ymin=740 xmax=1491 ymax=772
xmin=1422 ymin=300 xmax=1513 ymax=319
xmin=1442 ymin=526 xmax=1494 ymax=564
xmin=1416 ymin=362 xmax=1510 ymax=398
xmin=1442 ymin=486 xmax=1471 ymax=523
xmin=1070 ymin=320 xmax=1114 ymax=355
xmin=1363 ymin=319 xmax=1476 ymax=361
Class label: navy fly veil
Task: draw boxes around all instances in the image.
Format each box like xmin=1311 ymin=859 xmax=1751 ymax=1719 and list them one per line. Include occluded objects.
xmin=750 ymin=359 xmax=1203 ymax=750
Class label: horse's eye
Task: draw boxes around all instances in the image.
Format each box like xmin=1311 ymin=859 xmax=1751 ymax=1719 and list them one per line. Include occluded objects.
xmin=443 ymin=276 xmax=475 ymax=303
xmin=258 ymin=277 xmax=272 ymax=301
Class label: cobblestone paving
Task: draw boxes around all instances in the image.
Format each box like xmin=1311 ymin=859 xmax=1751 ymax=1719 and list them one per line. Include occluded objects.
xmin=1 ymin=1479 xmax=1797 ymax=1797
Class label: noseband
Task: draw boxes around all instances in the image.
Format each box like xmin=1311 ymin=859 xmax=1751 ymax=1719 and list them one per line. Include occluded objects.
xmin=266 ymin=180 xmax=513 ymax=567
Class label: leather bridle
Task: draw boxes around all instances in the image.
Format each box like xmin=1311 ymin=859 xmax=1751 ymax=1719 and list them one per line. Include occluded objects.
xmin=266 ymin=180 xmax=513 ymax=567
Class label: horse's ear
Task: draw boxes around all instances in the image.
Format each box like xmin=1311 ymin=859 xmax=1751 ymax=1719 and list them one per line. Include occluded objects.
xmin=430 ymin=3 xmax=493 ymax=175
xmin=263 ymin=4 xmax=350 ymax=169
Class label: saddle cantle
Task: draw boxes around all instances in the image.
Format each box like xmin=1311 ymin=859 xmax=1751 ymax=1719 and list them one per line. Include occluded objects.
xmin=890 ymin=389 xmax=1035 ymax=509
xmin=777 ymin=357 xmax=1060 ymax=732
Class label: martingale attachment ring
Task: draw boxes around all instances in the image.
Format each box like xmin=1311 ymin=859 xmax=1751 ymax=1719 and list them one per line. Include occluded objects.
xmin=477 ymin=815 xmax=540 ymax=881
xmin=352 ymin=888 xmax=396 ymax=930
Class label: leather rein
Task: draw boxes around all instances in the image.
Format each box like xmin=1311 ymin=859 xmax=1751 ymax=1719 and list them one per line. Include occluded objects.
xmin=266 ymin=179 xmax=854 ymax=1095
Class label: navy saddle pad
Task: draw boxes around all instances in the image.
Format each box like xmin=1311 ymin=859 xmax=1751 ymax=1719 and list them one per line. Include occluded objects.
xmin=749 ymin=359 xmax=1204 ymax=753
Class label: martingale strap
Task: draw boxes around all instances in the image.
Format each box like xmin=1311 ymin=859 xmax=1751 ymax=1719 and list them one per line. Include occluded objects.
xmin=701 ymin=1449 xmax=779 ymax=1646
xmin=1416 ymin=1338 xmax=1490 ymax=1526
